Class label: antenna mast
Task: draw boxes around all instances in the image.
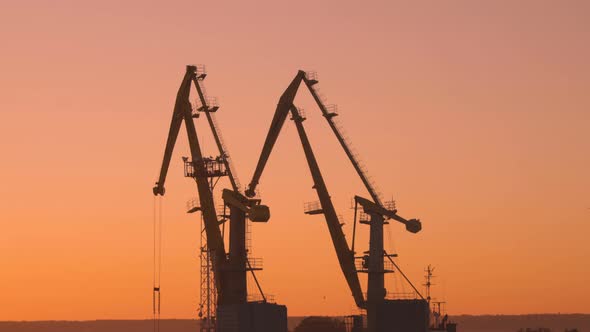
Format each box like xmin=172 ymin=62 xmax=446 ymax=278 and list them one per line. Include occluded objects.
xmin=424 ymin=264 xmax=435 ymax=305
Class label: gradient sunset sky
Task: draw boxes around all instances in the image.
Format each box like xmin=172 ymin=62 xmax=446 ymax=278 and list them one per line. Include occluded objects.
xmin=1 ymin=0 xmax=589 ymax=321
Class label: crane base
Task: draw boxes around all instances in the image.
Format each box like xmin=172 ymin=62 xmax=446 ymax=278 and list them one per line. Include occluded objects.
xmin=217 ymin=302 xmax=287 ymax=332
xmin=373 ymin=299 xmax=429 ymax=332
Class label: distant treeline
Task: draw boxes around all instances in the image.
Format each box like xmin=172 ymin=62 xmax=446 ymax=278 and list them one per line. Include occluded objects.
xmin=0 ymin=314 xmax=588 ymax=332
xmin=452 ymin=314 xmax=590 ymax=332
xmin=0 ymin=320 xmax=196 ymax=332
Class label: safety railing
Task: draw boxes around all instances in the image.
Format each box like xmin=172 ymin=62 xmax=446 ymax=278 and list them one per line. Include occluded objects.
xmin=304 ymin=201 xmax=322 ymax=214
xmin=385 ymin=292 xmax=420 ymax=300
xmin=358 ymin=211 xmax=371 ymax=223
xmin=196 ymin=97 xmax=219 ymax=112
xmin=325 ymin=104 xmax=338 ymax=116
xmin=293 ymin=107 xmax=306 ymax=120
xmin=189 ymin=64 xmax=207 ymax=78
xmin=304 ymin=71 xmax=318 ymax=83
xmin=246 ymin=257 xmax=264 ymax=270
xmin=184 ymin=156 xmax=229 ymax=178
xmin=186 ymin=197 xmax=200 ymax=213
xmin=312 ymin=86 xmax=328 ymax=104
xmin=355 ymin=257 xmax=395 ymax=273
xmin=247 ymin=293 xmax=275 ymax=303
xmin=216 ymin=204 xmax=228 ymax=220
xmin=383 ymin=199 xmax=396 ymax=211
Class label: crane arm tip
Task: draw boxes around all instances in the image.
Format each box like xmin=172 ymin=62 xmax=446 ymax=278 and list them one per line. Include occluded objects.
xmin=153 ymin=184 xmax=165 ymax=196
xmin=405 ymin=218 xmax=422 ymax=233
xmin=245 ymin=187 xmax=256 ymax=198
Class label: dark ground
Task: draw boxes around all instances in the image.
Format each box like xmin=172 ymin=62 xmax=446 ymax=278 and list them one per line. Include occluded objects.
xmin=0 ymin=314 xmax=588 ymax=332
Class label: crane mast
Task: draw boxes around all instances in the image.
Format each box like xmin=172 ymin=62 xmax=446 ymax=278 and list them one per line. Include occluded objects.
xmin=245 ymin=71 xmax=306 ymax=198
xmin=153 ymin=65 xmax=287 ymax=332
xmin=290 ymin=107 xmax=365 ymax=309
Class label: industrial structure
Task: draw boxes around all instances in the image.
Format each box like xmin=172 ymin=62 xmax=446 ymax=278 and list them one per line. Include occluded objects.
xmin=152 ymin=65 xmax=457 ymax=332
xmin=152 ymin=65 xmax=287 ymax=332
xmin=244 ymin=70 xmax=436 ymax=332
xmin=424 ymin=265 xmax=457 ymax=332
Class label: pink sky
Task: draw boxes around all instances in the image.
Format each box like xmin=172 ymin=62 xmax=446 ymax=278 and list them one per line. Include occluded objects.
xmin=0 ymin=0 xmax=589 ymax=320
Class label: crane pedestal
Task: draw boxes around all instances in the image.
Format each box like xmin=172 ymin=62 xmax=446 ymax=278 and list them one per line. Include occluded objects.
xmin=375 ymin=299 xmax=429 ymax=332
xmin=226 ymin=205 xmax=247 ymax=304
xmin=216 ymin=190 xmax=287 ymax=332
xmin=217 ymin=302 xmax=287 ymax=332
xmin=363 ymin=207 xmax=429 ymax=332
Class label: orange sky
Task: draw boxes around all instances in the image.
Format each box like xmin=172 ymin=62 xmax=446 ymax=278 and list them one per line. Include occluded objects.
xmin=1 ymin=0 xmax=589 ymax=321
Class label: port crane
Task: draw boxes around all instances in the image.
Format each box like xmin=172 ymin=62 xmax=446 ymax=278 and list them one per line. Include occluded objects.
xmin=153 ymin=65 xmax=285 ymax=332
xmin=245 ymin=70 xmax=424 ymax=332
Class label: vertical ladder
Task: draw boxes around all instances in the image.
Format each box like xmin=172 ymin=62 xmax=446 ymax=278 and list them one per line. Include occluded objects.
xmin=199 ymin=214 xmax=217 ymax=332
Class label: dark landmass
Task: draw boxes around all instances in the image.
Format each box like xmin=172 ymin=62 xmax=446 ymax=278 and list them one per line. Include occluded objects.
xmin=0 ymin=314 xmax=588 ymax=332
xmin=0 ymin=320 xmax=195 ymax=332
xmin=452 ymin=314 xmax=589 ymax=332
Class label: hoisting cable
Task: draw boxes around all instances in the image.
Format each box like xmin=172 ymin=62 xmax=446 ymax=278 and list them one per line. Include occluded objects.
xmin=247 ymin=258 xmax=267 ymax=303
xmin=153 ymin=196 xmax=163 ymax=332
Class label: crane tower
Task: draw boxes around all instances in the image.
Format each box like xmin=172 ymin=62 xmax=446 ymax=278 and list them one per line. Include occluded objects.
xmin=245 ymin=70 xmax=428 ymax=332
xmin=152 ymin=65 xmax=287 ymax=332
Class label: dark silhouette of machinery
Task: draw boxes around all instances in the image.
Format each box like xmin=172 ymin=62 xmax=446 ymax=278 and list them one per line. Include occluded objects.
xmin=294 ymin=317 xmax=347 ymax=332
xmin=152 ymin=65 xmax=286 ymax=332
xmin=245 ymin=70 xmax=439 ymax=332
xmin=425 ymin=266 xmax=457 ymax=332
xmin=151 ymin=66 xmax=457 ymax=332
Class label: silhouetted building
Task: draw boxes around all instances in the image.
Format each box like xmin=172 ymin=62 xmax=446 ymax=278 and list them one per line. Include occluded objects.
xmin=217 ymin=302 xmax=287 ymax=332
xmin=294 ymin=316 xmax=346 ymax=332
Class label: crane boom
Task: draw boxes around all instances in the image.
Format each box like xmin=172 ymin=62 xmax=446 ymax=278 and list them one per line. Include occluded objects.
xmin=247 ymin=69 xmax=389 ymax=207
xmin=290 ymin=107 xmax=366 ymax=308
xmin=153 ymin=70 xmax=191 ymax=196
xmin=242 ymin=70 xmax=366 ymax=307
xmin=245 ymin=71 xmax=306 ymax=198
xmin=243 ymin=71 xmax=366 ymax=307
xmin=152 ymin=65 xmax=229 ymax=304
